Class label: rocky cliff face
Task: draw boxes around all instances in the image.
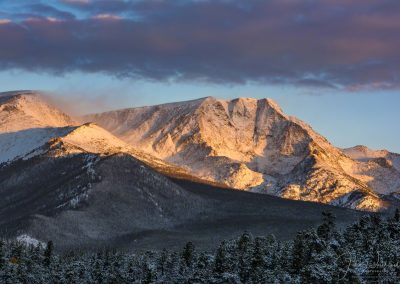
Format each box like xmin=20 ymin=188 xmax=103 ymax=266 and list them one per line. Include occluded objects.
xmin=85 ymin=96 xmax=397 ymax=211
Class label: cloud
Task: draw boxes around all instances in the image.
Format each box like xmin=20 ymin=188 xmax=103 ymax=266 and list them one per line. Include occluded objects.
xmin=62 ymin=0 xmax=91 ymax=5
xmin=28 ymin=3 xmax=76 ymax=20
xmin=92 ymin=14 xmax=122 ymax=21
xmin=0 ymin=19 xmax=11 ymax=24
xmin=0 ymin=0 xmax=399 ymax=89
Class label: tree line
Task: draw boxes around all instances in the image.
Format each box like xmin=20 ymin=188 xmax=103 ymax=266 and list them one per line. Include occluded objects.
xmin=1 ymin=210 xmax=400 ymax=283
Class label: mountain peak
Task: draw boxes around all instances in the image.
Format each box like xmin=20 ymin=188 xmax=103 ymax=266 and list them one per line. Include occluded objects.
xmin=81 ymin=96 xmax=399 ymax=212
xmin=0 ymin=90 xmax=37 ymax=97
xmin=264 ymin=98 xmax=283 ymax=112
xmin=0 ymin=90 xmax=76 ymax=133
xmin=2 ymin=92 xmax=397 ymax=212
xmin=343 ymin=145 xmax=391 ymax=160
xmin=0 ymin=90 xmax=38 ymax=103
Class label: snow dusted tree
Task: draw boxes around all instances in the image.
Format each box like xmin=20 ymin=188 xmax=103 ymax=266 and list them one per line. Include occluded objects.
xmin=0 ymin=211 xmax=399 ymax=283
xmin=214 ymin=241 xmax=230 ymax=275
xmin=0 ymin=240 xmax=5 ymax=269
xmin=156 ymin=248 xmax=168 ymax=278
xmin=43 ymin=241 xmax=53 ymax=267
xmin=192 ymin=252 xmax=211 ymax=282
xmin=317 ymin=211 xmax=337 ymax=242
xmin=142 ymin=261 xmax=156 ymax=284
xmin=291 ymin=231 xmax=308 ymax=275
xmin=250 ymin=237 xmax=267 ymax=283
xmin=237 ymin=232 xmax=253 ymax=282
xmin=164 ymin=251 xmax=181 ymax=282
xmin=182 ymin=241 xmax=196 ymax=268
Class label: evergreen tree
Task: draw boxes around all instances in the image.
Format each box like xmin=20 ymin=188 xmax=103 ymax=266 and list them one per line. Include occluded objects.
xmin=238 ymin=231 xmax=252 ymax=252
xmin=43 ymin=241 xmax=53 ymax=267
xmin=164 ymin=252 xmax=180 ymax=282
xmin=214 ymin=241 xmax=230 ymax=274
xmin=237 ymin=232 xmax=253 ymax=282
xmin=192 ymin=252 xmax=210 ymax=282
xmin=157 ymin=248 xmax=168 ymax=276
xmin=182 ymin=241 xmax=195 ymax=267
xmin=394 ymin=208 xmax=400 ymax=222
xmin=142 ymin=261 xmax=156 ymax=284
xmin=0 ymin=240 xmax=5 ymax=269
xmin=250 ymin=237 xmax=266 ymax=283
xmin=291 ymin=231 xmax=307 ymax=274
xmin=317 ymin=210 xmax=337 ymax=242
xmin=0 ymin=213 xmax=399 ymax=283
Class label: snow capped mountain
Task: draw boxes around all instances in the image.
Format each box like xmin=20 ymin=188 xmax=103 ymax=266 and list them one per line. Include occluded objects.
xmin=85 ymin=96 xmax=399 ymax=211
xmin=0 ymin=91 xmax=77 ymax=163
xmin=1 ymin=90 xmax=366 ymax=250
xmin=0 ymin=91 xmax=198 ymax=181
xmin=1 ymin=91 xmax=398 ymax=212
xmin=0 ymin=91 xmax=210 ymax=246
xmin=343 ymin=145 xmax=400 ymax=172
xmin=0 ymin=91 xmax=76 ymax=131
xmin=342 ymin=145 xmax=400 ymax=195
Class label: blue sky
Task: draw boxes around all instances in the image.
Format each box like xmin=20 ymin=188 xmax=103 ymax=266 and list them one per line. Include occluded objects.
xmin=0 ymin=0 xmax=399 ymax=152
xmin=1 ymin=70 xmax=398 ymax=152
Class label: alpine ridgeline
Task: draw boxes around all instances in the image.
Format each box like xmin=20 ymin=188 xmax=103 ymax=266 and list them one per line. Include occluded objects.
xmin=85 ymin=97 xmax=400 ymax=212
xmin=0 ymin=91 xmax=207 ymax=246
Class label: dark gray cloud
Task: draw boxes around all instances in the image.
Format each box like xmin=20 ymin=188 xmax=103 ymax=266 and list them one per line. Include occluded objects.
xmin=0 ymin=0 xmax=399 ymax=89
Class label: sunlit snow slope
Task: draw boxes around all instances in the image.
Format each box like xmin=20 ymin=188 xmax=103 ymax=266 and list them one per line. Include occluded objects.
xmin=85 ymin=97 xmax=399 ymax=211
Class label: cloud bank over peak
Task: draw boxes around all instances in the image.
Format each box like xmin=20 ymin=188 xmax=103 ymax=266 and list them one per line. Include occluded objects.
xmin=0 ymin=0 xmax=399 ymax=90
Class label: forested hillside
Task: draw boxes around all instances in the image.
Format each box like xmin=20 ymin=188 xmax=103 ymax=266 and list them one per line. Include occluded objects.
xmin=1 ymin=211 xmax=399 ymax=283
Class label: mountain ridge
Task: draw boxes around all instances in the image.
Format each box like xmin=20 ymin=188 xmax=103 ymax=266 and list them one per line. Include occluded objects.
xmin=85 ymin=96 xmax=399 ymax=211
xmin=1 ymin=91 xmax=399 ymax=212
xmin=0 ymin=91 xmax=367 ymax=251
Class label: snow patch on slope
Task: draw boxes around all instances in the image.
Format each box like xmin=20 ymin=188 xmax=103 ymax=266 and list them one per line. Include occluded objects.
xmin=0 ymin=127 xmax=74 ymax=164
xmin=16 ymin=234 xmax=45 ymax=248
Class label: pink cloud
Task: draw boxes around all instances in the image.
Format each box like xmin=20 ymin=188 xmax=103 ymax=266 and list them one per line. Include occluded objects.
xmin=63 ymin=0 xmax=90 ymax=4
xmin=0 ymin=19 xmax=11 ymax=25
xmin=0 ymin=0 xmax=399 ymax=89
xmin=92 ymin=14 xmax=122 ymax=21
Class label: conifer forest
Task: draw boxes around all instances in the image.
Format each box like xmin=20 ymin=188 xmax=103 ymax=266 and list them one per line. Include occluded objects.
xmin=1 ymin=211 xmax=399 ymax=283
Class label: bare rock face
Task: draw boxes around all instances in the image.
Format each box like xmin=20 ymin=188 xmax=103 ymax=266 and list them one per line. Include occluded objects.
xmin=85 ymin=96 xmax=398 ymax=211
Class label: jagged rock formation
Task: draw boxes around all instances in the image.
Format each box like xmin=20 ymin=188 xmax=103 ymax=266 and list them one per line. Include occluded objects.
xmin=86 ymin=97 xmax=398 ymax=211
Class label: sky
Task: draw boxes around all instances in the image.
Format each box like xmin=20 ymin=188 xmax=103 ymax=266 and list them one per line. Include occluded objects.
xmin=0 ymin=0 xmax=399 ymax=152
